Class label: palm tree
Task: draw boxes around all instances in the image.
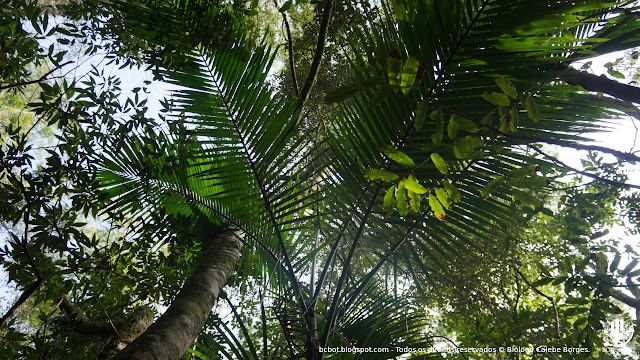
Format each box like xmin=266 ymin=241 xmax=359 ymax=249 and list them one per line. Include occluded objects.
xmin=92 ymin=1 xmax=640 ymax=359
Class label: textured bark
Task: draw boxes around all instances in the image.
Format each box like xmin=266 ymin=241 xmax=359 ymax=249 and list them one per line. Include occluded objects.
xmin=97 ymin=307 xmax=155 ymax=358
xmin=112 ymin=230 xmax=243 ymax=360
xmin=304 ymin=309 xmax=321 ymax=360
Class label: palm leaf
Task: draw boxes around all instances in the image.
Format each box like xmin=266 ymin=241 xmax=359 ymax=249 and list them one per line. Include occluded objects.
xmin=334 ymin=285 xmax=435 ymax=359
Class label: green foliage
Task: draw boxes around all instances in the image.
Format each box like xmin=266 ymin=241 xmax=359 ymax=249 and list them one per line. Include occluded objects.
xmin=4 ymin=0 xmax=640 ymax=359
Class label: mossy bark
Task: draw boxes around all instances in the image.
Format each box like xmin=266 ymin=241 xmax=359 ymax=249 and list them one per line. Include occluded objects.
xmin=112 ymin=230 xmax=242 ymax=360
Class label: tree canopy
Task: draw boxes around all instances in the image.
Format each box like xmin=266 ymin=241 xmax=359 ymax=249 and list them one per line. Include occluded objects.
xmin=2 ymin=0 xmax=640 ymax=359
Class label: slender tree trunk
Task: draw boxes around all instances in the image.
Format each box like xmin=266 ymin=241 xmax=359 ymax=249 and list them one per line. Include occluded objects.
xmin=112 ymin=230 xmax=243 ymax=360
xmin=304 ymin=309 xmax=321 ymax=360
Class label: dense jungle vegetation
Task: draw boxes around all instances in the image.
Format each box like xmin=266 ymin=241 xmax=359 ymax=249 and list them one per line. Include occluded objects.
xmin=2 ymin=0 xmax=640 ymax=359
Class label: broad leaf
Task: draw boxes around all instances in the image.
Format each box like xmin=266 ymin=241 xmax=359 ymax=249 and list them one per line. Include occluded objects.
xmin=365 ymin=169 xmax=399 ymax=182
xmin=383 ymin=145 xmax=416 ymax=167
xmin=482 ymin=91 xmax=510 ymax=106
xmin=481 ymin=177 xmax=504 ymax=199
xmin=428 ymin=193 xmax=445 ymax=220
xmin=443 ymin=181 xmax=461 ymax=203
xmin=495 ymin=76 xmax=518 ymax=99
xmin=414 ymin=102 xmax=427 ymax=130
xmin=400 ymin=57 xmax=420 ymax=95
xmin=525 ymin=97 xmax=541 ymax=122
xmin=430 ymin=153 xmax=448 ymax=174
xmin=431 ymin=109 xmax=444 ymax=143
xmin=447 ymin=116 xmax=459 ymax=139
xmin=396 ymin=184 xmax=409 ymax=216
xmin=383 ymin=185 xmax=395 ymax=217
xmin=400 ymin=175 xmax=428 ymax=194
xmin=451 ymin=114 xmax=478 ymax=133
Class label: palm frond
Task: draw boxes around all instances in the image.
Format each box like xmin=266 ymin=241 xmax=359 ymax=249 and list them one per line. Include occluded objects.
xmin=315 ymin=0 xmax=640 ymax=339
xmin=334 ymin=285 xmax=435 ymax=359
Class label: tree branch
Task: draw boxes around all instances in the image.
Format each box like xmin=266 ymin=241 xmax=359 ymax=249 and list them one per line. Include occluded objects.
xmin=512 ymin=266 xmax=561 ymax=338
xmin=58 ymin=295 xmax=123 ymax=337
xmin=273 ymin=0 xmax=299 ymax=97
xmin=611 ymin=289 xmax=640 ymax=310
xmin=112 ymin=231 xmax=242 ymax=360
xmin=586 ymin=93 xmax=640 ymax=120
xmin=529 ymin=146 xmax=640 ymax=190
xmin=0 ymin=267 xmax=78 ymax=328
xmin=295 ymin=0 xmax=334 ymax=110
xmin=561 ymin=67 xmax=640 ymax=104
xmin=434 ymin=101 xmax=640 ymax=162
xmin=506 ymin=132 xmax=640 ymax=163
xmin=0 ymin=61 xmax=73 ymax=91
xmin=39 ymin=297 xmax=64 ymax=360
xmin=59 ymin=294 xmax=87 ymax=319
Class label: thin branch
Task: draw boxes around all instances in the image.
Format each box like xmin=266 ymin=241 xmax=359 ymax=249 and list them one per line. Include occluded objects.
xmin=90 ymin=282 xmax=125 ymax=342
xmin=260 ymin=290 xmax=268 ymax=360
xmin=512 ymin=266 xmax=561 ymax=338
xmin=321 ymin=188 xmax=383 ymax=346
xmin=613 ymin=283 xmax=640 ymax=288
xmin=587 ymin=94 xmax=640 ymax=120
xmin=273 ymin=0 xmax=299 ymax=97
xmin=529 ymin=146 xmax=640 ymax=190
xmin=561 ymin=67 xmax=640 ymax=104
xmin=38 ymin=297 xmax=64 ymax=360
xmin=343 ymin=228 xmax=412 ymax=311
xmin=432 ymin=102 xmax=640 ymax=164
xmin=611 ymin=289 xmax=640 ymax=310
xmin=311 ymin=221 xmax=349 ymax=305
xmin=505 ymin=132 xmax=640 ymax=163
xmin=0 ymin=61 xmax=73 ymax=91
xmin=268 ymin=0 xmax=336 ymax=177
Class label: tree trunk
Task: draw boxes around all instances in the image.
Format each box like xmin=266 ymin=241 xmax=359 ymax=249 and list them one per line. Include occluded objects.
xmin=304 ymin=309 xmax=321 ymax=360
xmin=112 ymin=230 xmax=243 ymax=360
